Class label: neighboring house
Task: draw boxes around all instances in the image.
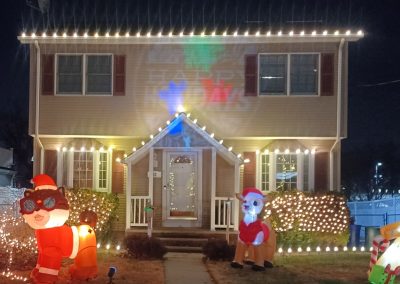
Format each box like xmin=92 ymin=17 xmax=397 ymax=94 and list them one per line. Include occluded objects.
xmin=18 ymin=28 xmax=363 ymax=233
xmin=0 ymin=147 xmax=15 ymax=187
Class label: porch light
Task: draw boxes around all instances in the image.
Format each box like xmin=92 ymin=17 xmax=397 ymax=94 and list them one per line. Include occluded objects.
xmin=219 ymin=139 xmax=223 ymax=144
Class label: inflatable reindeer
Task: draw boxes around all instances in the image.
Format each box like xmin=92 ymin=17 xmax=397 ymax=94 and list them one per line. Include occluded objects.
xmin=231 ymin=187 xmax=272 ymax=271
xmin=20 ymin=174 xmax=98 ymax=284
xmin=368 ymin=221 xmax=400 ymax=284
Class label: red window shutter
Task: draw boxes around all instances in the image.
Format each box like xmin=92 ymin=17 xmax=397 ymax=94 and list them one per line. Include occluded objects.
xmin=243 ymin=152 xmax=256 ymax=188
xmin=321 ymin=53 xmax=334 ymax=96
xmin=244 ymin=54 xmax=257 ymax=96
xmin=112 ymin=150 xmax=125 ymax=194
xmin=113 ymin=55 xmax=126 ymax=96
xmin=41 ymin=54 xmax=54 ymax=95
xmin=314 ymin=152 xmax=329 ymax=193
xmin=44 ymin=150 xmax=57 ymax=184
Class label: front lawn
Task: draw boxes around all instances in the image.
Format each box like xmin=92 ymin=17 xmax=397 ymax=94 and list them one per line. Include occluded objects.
xmin=0 ymin=250 xmax=164 ymax=284
xmin=206 ymin=253 xmax=400 ymax=284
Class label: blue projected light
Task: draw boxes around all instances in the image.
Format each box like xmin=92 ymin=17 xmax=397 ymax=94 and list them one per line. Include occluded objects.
xmin=158 ymin=81 xmax=187 ymax=114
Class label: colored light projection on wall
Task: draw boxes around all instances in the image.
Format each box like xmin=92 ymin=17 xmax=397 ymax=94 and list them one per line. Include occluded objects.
xmin=201 ymin=79 xmax=233 ymax=103
xmin=183 ymin=39 xmax=224 ymax=72
xmin=158 ymin=80 xmax=187 ymax=114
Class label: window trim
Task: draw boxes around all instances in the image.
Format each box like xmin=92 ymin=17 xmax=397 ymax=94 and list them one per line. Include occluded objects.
xmin=55 ymin=53 xmax=114 ymax=96
xmin=257 ymin=151 xmax=315 ymax=192
xmin=257 ymin=52 xmax=321 ymax=97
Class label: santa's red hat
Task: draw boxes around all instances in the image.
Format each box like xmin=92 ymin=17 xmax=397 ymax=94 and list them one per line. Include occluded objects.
xmin=31 ymin=174 xmax=58 ymax=190
xmin=241 ymin=187 xmax=265 ymax=200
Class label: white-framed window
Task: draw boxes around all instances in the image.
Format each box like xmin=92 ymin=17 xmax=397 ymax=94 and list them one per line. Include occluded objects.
xmin=259 ymin=151 xmax=314 ymax=192
xmin=58 ymin=150 xmax=111 ymax=192
xmin=258 ymin=53 xmax=319 ymax=96
xmin=56 ymin=54 xmax=113 ymax=95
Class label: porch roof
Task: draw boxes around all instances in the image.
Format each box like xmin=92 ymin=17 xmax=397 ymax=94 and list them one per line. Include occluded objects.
xmin=124 ymin=112 xmax=244 ymax=165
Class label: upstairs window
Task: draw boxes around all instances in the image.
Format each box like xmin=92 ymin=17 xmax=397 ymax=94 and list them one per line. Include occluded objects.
xmin=56 ymin=54 xmax=112 ymax=95
xmin=259 ymin=53 xmax=319 ymax=96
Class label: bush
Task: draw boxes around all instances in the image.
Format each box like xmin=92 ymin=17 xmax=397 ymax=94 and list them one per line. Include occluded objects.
xmin=124 ymin=235 xmax=167 ymax=259
xmin=65 ymin=188 xmax=119 ymax=242
xmin=203 ymin=238 xmax=235 ymax=261
xmin=264 ymin=191 xmax=350 ymax=248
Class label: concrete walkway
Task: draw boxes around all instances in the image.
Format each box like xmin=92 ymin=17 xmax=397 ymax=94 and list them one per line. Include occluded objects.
xmin=164 ymin=252 xmax=214 ymax=284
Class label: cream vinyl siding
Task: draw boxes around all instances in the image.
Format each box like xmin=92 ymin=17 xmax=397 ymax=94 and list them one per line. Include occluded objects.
xmin=33 ymin=42 xmax=345 ymax=139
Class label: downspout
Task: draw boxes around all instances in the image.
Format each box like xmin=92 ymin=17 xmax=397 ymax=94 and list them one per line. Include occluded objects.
xmin=34 ymin=40 xmax=44 ymax=174
xmin=329 ymin=38 xmax=345 ymax=191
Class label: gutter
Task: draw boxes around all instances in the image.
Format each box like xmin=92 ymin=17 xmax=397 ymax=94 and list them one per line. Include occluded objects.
xmin=34 ymin=40 xmax=44 ymax=173
xmin=329 ymin=38 xmax=345 ymax=191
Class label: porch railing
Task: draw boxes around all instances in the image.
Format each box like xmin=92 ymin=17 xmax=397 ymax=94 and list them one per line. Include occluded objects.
xmin=130 ymin=196 xmax=152 ymax=227
xmin=214 ymin=197 xmax=236 ymax=229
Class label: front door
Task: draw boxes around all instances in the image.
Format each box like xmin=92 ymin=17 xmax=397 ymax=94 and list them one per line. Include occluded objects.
xmin=162 ymin=150 xmax=202 ymax=227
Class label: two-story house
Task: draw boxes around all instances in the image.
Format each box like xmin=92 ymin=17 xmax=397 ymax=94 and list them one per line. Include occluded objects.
xmin=19 ymin=28 xmax=363 ymax=233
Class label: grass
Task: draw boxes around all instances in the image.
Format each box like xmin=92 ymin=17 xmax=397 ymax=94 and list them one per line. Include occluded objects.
xmin=206 ymin=253 xmax=400 ymax=284
xmin=0 ymin=250 xmax=164 ymax=284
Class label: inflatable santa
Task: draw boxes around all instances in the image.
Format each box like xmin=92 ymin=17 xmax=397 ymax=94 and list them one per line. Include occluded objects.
xmin=20 ymin=174 xmax=98 ymax=283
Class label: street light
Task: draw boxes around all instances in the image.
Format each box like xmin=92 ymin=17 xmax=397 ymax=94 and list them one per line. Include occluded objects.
xmin=375 ymin=162 xmax=383 ymax=186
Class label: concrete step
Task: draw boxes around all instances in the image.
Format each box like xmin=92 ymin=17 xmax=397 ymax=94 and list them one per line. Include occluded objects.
xmin=166 ymin=246 xmax=203 ymax=253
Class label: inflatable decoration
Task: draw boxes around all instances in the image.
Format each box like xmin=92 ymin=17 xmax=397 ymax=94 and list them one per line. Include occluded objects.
xmin=368 ymin=221 xmax=400 ymax=284
xmin=20 ymin=174 xmax=98 ymax=284
xmin=231 ymin=187 xmax=275 ymax=271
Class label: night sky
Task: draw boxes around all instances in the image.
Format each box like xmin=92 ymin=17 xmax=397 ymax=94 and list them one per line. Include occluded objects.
xmin=1 ymin=0 xmax=399 ymax=186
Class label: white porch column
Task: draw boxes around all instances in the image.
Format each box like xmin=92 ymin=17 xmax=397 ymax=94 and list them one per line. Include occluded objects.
xmin=210 ymin=148 xmax=217 ymax=231
xmin=148 ymin=148 xmax=154 ymax=204
xmin=126 ymin=163 xmax=132 ymax=230
xmin=234 ymin=161 xmax=240 ymax=231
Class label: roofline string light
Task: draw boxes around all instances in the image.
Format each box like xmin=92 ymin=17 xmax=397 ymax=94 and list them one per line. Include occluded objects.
xmin=20 ymin=29 xmax=364 ymax=39
xmin=127 ymin=112 xmax=242 ymax=162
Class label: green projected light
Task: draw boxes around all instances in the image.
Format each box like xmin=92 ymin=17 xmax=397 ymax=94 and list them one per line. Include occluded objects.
xmin=183 ymin=38 xmax=224 ymax=72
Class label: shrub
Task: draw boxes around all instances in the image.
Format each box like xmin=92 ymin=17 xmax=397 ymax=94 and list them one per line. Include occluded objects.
xmin=124 ymin=235 xmax=167 ymax=259
xmin=65 ymin=188 xmax=119 ymax=242
xmin=264 ymin=191 xmax=350 ymax=248
xmin=203 ymin=238 xmax=235 ymax=261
